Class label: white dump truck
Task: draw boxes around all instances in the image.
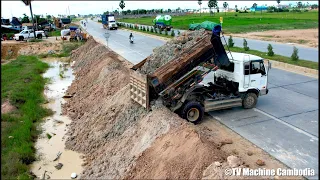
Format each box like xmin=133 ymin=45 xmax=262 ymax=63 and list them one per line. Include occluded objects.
xmin=130 ymin=27 xmax=271 ymax=123
xmin=13 ymin=29 xmax=45 ymax=41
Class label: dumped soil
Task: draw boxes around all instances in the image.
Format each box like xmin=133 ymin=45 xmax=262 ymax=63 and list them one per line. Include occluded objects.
xmin=231 ymin=28 xmax=319 ymax=48
xmin=61 ymin=38 xmax=299 ymax=179
xmin=139 ymin=29 xmax=208 ymax=74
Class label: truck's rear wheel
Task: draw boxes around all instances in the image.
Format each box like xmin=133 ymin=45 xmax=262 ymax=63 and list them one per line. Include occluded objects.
xmin=242 ymin=93 xmax=257 ymax=109
xmin=181 ymin=101 xmax=204 ymax=123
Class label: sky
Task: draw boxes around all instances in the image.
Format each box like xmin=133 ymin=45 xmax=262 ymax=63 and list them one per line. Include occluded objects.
xmin=1 ymin=1 xmax=318 ymax=19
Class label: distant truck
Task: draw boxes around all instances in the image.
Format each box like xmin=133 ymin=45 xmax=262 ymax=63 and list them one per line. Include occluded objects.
xmin=130 ymin=27 xmax=270 ymax=123
xmin=13 ymin=29 xmax=45 ymax=41
xmin=101 ymin=14 xmax=118 ymax=30
xmin=153 ymin=15 xmax=172 ymax=31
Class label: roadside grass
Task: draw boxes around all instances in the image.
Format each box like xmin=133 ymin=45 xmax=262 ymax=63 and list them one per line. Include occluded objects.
xmin=227 ymin=46 xmax=318 ymax=70
xmin=48 ymin=29 xmax=60 ymax=37
xmin=38 ymin=41 xmax=84 ymax=58
xmin=119 ymin=26 xmax=174 ymax=39
xmin=120 ymin=11 xmax=318 ymax=33
xmin=1 ymin=55 xmax=52 ymax=179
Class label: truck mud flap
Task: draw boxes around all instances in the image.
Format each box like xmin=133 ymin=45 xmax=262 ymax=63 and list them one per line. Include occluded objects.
xmin=130 ymin=70 xmax=149 ymax=110
xmin=204 ymin=98 xmax=242 ymax=112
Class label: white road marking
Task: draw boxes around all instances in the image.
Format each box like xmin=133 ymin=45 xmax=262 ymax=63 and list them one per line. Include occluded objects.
xmin=253 ymin=108 xmax=318 ymax=141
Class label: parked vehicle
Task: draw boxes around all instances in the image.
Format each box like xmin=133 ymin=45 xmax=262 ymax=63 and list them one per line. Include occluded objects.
xmin=101 ymin=14 xmax=118 ymax=30
xmin=13 ymin=30 xmax=45 ymax=41
xmin=130 ymin=26 xmax=271 ymax=123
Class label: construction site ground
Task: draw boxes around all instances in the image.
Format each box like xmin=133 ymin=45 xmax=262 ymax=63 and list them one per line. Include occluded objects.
xmin=81 ymin=19 xmax=318 ymax=179
xmin=230 ymin=28 xmax=319 ymax=48
xmin=59 ymin=38 xmax=299 ymax=179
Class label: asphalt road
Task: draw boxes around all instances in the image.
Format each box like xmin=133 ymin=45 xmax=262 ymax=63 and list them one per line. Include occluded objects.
xmin=118 ymin=22 xmax=319 ymax=62
xmin=82 ymin=20 xmax=319 ymax=179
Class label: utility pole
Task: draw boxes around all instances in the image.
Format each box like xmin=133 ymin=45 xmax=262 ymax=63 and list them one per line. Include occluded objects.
xmin=23 ymin=0 xmax=37 ymax=39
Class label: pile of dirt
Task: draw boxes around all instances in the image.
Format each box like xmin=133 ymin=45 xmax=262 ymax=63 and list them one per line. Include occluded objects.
xmin=18 ymin=42 xmax=62 ymax=55
xmin=139 ymin=29 xmax=208 ymax=74
xmin=1 ymin=44 xmax=24 ymax=61
xmin=62 ymin=38 xmax=291 ymax=179
xmin=62 ymin=38 xmax=230 ymax=179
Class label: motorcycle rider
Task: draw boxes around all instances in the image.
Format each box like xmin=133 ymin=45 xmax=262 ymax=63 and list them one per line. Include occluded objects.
xmin=129 ymin=33 xmax=134 ymax=43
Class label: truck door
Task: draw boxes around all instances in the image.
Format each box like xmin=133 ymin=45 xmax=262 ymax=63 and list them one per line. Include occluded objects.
xmin=246 ymin=60 xmax=267 ymax=90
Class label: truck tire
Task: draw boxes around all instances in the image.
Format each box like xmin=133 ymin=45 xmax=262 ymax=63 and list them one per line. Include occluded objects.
xmin=242 ymin=93 xmax=257 ymax=109
xmin=19 ymin=36 xmax=24 ymax=41
xmin=37 ymin=34 xmax=42 ymax=39
xmin=181 ymin=101 xmax=204 ymax=123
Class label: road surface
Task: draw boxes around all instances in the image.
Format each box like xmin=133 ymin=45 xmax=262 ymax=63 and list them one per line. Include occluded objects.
xmin=118 ymin=22 xmax=319 ymax=62
xmin=82 ymin=20 xmax=319 ymax=179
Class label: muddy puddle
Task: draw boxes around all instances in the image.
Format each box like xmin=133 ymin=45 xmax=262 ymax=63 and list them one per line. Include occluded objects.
xmin=30 ymin=58 xmax=83 ymax=179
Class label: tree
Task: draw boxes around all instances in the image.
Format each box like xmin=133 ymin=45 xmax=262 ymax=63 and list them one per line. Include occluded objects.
xmin=103 ymin=11 xmax=109 ymax=15
xmin=276 ymin=0 xmax=281 ymax=12
xmin=235 ymin=5 xmax=238 ymax=12
xmin=21 ymin=13 xmax=30 ymax=23
xmin=252 ymin=3 xmax=257 ymax=14
xmin=198 ymin=0 xmax=202 ymax=16
xmin=243 ymin=39 xmax=249 ymax=51
xmin=267 ymin=44 xmax=274 ymax=56
xmin=119 ymin=0 xmax=125 ymax=13
xmin=208 ymin=0 xmax=216 ymax=16
xmin=223 ymin=2 xmax=228 ymax=15
xmin=46 ymin=15 xmax=51 ymax=20
xmin=297 ymin=2 xmax=302 ymax=10
xmin=228 ymin=36 xmax=234 ymax=47
xmin=291 ymin=46 xmax=299 ymax=61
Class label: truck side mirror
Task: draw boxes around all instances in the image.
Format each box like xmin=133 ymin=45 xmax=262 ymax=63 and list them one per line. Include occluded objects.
xmin=268 ymin=62 xmax=272 ymax=70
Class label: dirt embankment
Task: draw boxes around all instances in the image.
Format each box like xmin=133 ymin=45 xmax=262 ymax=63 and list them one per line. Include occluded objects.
xmin=1 ymin=40 xmax=62 ymax=62
xmin=230 ymin=28 xmax=318 ymax=48
xmin=62 ymin=38 xmax=299 ymax=179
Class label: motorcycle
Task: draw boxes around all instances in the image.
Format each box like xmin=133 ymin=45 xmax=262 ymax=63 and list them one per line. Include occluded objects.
xmin=129 ymin=36 xmax=134 ymax=44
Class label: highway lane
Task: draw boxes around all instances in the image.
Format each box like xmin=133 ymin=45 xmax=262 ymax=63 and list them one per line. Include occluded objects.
xmin=82 ymin=20 xmax=319 ymax=179
xmin=118 ymin=22 xmax=319 ymax=62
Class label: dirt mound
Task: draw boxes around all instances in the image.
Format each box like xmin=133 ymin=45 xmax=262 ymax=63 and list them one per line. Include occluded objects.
xmin=1 ymin=44 xmax=24 ymax=60
xmin=139 ymin=29 xmax=207 ymax=74
xmin=62 ymin=38 xmax=289 ymax=179
xmin=125 ymin=123 xmax=227 ymax=179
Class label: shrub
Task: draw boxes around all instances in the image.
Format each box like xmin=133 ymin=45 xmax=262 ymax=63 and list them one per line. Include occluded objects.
xmin=165 ymin=29 xmax=168 ymax=35
xmin=146 ymin=27 xmax=149 ymax=32
xmin=235 ymin=14 xmax=238 ymax=16
xmin=177 ymin=30 xmax=181 ymax=35
xmin=291 ymin=46 xmax=299 ymax=61
xmin=171 ymin=30 xmax=175 ymax=36
xmin=142 ymin=26 xmax=146 ymax=31
xmin=267 ymin=44 xmax=274 ymax=56
xmin=150 ymin=28 xmax=154 ymax=33
xmin=243 ymin=39 xmax=249 ymax=51
xmin=228 ymin=36 xmax=234 ymax=47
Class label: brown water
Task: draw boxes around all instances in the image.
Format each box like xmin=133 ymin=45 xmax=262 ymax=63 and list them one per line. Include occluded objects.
xmin=30 ymin=59 xmax=83 ymax=179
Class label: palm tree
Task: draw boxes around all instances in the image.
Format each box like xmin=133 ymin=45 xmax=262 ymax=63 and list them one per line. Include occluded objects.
xmin=208 ymin=0 xmax=216 ymax=16
xmin=252 ymin=3 xmax=257 ymax=14
xmin=276 ymin=0 xmax=281 ymax=12
xmin=119 ymin=0 xmax=125 ymax=14
xmin=223 ymin=2 xmax=228 ymax=15
xmin=198 ymin=0 xmax=202 ymax=16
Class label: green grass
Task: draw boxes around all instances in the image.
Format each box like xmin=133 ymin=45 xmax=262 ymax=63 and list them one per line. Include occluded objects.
xmin=119 ymin=26 xmax=174 ymax=39
xmin=227 ymin=46 xmax=318 ymax=70
xmin=48 ymin=30 xmax=61 ymax=37
xmin=1 ymin=55 xmax=52 ymax=179
xmin=38 ymin=41 xmax=84 ymax=58
xmin=120 ymin=11 xmax=318 ymax=33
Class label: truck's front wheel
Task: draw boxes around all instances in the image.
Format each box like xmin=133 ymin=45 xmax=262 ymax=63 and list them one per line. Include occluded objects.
xmin=37 ymin=34 xmax=42 ymax=39
xmin=19 ymin=36 xmax=24 ymax=41
xmin=181 ymin=101 xmax=204 ymax=123
xmin=242 ymin=93 xmax=257 ymax=109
